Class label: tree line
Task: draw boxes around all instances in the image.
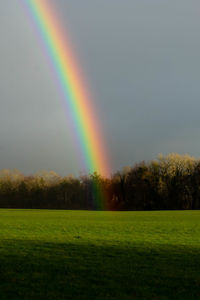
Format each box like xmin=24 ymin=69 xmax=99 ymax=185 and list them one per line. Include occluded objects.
xmin=0 ymin=153 xmax=200 ymax=210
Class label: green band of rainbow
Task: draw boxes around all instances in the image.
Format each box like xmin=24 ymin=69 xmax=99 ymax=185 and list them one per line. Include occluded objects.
xmin=22 ymin=0 xmax=110 ymax=178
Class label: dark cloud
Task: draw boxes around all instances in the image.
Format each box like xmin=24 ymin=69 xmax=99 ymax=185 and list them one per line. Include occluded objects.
xmin=0 ymin=0 xmax=200 ymax=175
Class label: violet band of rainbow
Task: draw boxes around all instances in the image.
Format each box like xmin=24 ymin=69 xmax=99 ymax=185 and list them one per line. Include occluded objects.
xmin=22 ymin=0 xmax=110 ymax=177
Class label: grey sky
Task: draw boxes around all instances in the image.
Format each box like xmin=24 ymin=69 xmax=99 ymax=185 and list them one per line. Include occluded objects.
xmin=0 ymin=0 xmax=200 ymax=176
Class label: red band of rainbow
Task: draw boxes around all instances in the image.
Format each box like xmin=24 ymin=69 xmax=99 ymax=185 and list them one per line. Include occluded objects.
xmin=22 ymin=0 xmax=110 ymax=178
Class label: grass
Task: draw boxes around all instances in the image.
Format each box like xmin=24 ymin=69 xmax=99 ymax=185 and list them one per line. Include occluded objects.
xmin=0 ymin=209 xmax=199 ymax=299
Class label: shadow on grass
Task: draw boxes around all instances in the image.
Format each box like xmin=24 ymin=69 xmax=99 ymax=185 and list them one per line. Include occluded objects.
xmin=0 ymin=240 xmax=199 ymax=299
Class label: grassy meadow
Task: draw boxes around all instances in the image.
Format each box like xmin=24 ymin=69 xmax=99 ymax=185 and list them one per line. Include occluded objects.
xmin=0 ymin=209 xmax=199 ymax=299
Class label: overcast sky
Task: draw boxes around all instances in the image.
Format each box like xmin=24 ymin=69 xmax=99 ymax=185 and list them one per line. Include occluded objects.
xmin=0 ymin=0 xmax=200 ymax=176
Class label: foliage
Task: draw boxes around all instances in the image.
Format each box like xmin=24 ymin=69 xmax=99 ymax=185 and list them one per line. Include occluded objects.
xmin=0 ymin=153 xmax=200 ymax=210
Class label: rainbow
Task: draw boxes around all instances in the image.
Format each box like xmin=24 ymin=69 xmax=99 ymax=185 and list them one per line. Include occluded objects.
xmin=21 ymin=0 xmax=110 ymax=179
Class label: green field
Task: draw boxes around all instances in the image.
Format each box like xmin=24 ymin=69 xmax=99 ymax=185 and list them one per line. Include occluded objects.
xmin=0 ymin=210 xmax=199 ymax=299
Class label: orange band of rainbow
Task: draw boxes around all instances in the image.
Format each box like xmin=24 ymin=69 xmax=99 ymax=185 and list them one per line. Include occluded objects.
xmin=22 ymin=0 xmax=110 ymax=178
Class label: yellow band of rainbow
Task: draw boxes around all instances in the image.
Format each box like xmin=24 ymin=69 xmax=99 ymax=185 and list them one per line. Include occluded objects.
xmin=22 ymin=0 xmax=110 ymax=178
